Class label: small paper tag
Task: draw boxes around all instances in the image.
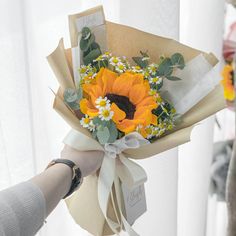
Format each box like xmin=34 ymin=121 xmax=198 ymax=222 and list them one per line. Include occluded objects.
xmin=121 ymin=183 xmax=147 ymax=225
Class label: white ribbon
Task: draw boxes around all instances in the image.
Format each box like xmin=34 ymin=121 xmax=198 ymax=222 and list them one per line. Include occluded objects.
xmin=64 ymin=130 xmax=149 ymax=236
xmin=98 ymin=133 xmax=149 ymax=235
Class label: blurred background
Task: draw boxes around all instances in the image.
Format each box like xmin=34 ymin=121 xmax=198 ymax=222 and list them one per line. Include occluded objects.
xmin=0 ymin=0 xmax=235 ymax=235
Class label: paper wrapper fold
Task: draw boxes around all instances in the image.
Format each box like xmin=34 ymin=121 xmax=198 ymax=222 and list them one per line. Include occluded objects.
xmin=47 ymin=6 xmax=226 ymax=236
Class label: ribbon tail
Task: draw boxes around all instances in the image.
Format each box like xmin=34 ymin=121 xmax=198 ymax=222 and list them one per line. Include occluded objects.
xmin=117 ymin=154 xmax=147 ymax=188
xmin=97 ymin=153 xmax=121 ymax=234
xmin=114 ymin=175 xmax=140 ymax=236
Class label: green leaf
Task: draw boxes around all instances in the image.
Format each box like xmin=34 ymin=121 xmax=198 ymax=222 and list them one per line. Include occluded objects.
xmin=80 ymin=34 xmax=95 ymax=52
xmin=140 ymin=51 xmax=149 ymax=58
xmin=81 ymin=27 xmax=91 ymax=40
xmin=132 ymin=57 xmax=148 ymax=68
xmin=108 ymin=122 xmax=118 ymax=143
xmin=157 ymin=58 xmax=173 ymax=77
xmin=83 ymin=48 xmax=102 ymax=65
xmin=80 ymin=39 xmax=89 ymax=52
xmin=87 ymin=34 xmax=95 ymax=47
xmin=67 ymin=102 xmax=80 ymax=110
xmin=91 ymin=42 xmax=100 ymax=50
xmin=77 ymin=87 xmax=83 ymax=101
xmin=97 ymin=127 xmax=110 ymax=144
xmin=93 ymin=117 xmax=108 ymax=127
xmin=64 ymin=88 xmax=78 ymax=103
xmin=92 ymin=130 xmax=97 ymax=139
xmin=166 ymin=76 xmax=181 ymax=81
xmin=171 ymin=53 xmax=185 ymax=69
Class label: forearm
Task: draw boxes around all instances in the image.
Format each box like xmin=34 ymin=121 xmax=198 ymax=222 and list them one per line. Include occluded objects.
xmin=30 ymin=163 xmax=73 ymax=216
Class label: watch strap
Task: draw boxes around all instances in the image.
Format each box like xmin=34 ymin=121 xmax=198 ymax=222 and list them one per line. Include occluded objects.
xmin=46 ymin=159 xmax=82 ymax=199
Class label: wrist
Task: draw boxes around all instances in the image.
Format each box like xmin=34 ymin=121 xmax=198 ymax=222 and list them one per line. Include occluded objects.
xmin=46 ymin=159 xmax=83 ymax=198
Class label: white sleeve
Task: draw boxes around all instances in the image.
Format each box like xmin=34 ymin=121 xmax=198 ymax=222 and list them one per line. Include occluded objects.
xmin=0 ymin=181 xmax=46 ymax=236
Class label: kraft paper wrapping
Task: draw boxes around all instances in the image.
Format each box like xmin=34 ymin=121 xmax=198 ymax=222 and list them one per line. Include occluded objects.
xmin=47 ymin=6 xmax=226 ymax=236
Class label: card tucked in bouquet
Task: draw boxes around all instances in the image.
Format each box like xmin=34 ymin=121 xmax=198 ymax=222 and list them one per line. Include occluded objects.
xmin=47 ymin=5 xmax=225 ymax=236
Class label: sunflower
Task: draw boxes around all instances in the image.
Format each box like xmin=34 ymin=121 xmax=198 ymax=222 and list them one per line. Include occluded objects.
xmin=80 ymin=68 xmax=158 ymax=134
xmin=221 ymin=64 xmax=235 ymax=101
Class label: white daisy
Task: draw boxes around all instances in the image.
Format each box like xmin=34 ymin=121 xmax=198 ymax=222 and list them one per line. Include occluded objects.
xmin=98 ymin=108 xmax=114 ymax=121
xmin=88 ymin=121 xmax=96 ymax=132
xmin=80 ymin=115 xmax=91 ymax=128
xmin=95 ymin=96 xmax=111 ymax=110
xmin=149 ymin=76 xmax=162 ymax=85
xmin=109 ymin=56 xmax=121 ymax=66
xmin=148 ymin=63 xmax=158 ymax=75
xmin=131 ymin=65 xmax=143 ymax=73
xmin=102 ymin=52 xmax=112 ymax=59
xmin=115 ymin=62 xmax=126 ymax=73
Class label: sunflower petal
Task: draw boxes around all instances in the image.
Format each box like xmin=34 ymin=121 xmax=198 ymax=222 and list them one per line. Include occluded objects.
xmin=129 ymin=84 xmax=147 ymax=105
xmin=151 ymin=114 xmax=158 ymax=125
xmin=111 ymin=103 xmax=126 ymax=123
xmin=80 ymin=98 xmax=98 ymax=117
xmin=112 ymin=73 xmax=135 ymax=96
xmin=134 ymin=107 xmax=153 ymax=125
xmin=95 ymin=67 xmax=105 ymax=88
xmin=102 ymin=69 xmax=117 ymax=94
xmin=133 ymin=73 xmax=144 ymax=85
xmin=116 ymin=119 xmax=136 ymax=134
xmin=136 ymin=96 xmax=158 ymax=109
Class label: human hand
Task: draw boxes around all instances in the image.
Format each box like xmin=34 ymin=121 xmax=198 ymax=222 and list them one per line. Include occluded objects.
xmin=61 ymin=145 xmax=104 ymax=178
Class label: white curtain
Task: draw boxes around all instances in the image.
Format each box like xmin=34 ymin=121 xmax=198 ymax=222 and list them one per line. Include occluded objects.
xmin=0 ymin=0 xmax=226 ymax=236
xmin=178 ymin=1 xmax=225 ymax=236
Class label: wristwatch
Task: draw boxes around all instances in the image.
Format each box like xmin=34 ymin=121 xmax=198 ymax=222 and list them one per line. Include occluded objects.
xmin=46 ymin=159 xmax=83 ymax=199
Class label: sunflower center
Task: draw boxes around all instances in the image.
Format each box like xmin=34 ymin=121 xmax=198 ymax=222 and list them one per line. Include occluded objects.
xmin=106 ymin=93 xmax=136 ymax=119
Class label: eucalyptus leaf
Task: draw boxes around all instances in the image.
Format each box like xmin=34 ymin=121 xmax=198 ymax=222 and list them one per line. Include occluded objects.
xmin=81 ymin=27 xmax=91 ymax=40
xmin=64 ymin=88 xmax=78 ymax=103
xmin=140 ymin=51 xmax=149 ymax=58
xmin=166 ymin=76 xmax=181 ymax=81
xmin=77 ymin=87 xmax=83 ymax=101
xmin=108 ymin=122 xmax=118 ymax=143
xmin=171 ymin=53 xmax=185 ymax=69
xmin=97 ymin=127 xmax=110 ymax=145
xmin=67 ymin=102 xmax=80 ymax=110
xmin=80 ymin=39 xmax=90 ymax=52
xmin=83 ymin=48 xmax=102 ymax=65
xmin=157 ymin=58 xmax=173 ymax=77
xmin=132 ymin=57 xmax=148 ymax=68
xmin=93 ymin=117 xmax=108 ymax=127
xmin=92 ymin=130 xmax=97 ymax=139
xmin=91 ymin=42 xmax=100 ymax=50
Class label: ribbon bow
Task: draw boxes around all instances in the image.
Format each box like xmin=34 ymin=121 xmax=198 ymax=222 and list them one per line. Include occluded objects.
xmin=64 ymin=130 xmax=149 ymax=236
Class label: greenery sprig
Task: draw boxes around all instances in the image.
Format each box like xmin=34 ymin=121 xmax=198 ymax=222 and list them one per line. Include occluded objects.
xmin=80 ymin=27 xmax=102 ymax=66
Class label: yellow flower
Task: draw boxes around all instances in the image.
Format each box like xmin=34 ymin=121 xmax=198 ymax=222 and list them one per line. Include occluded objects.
xmin=80 ymin=68 xmax=158 ymax=134
xmin=221 ymin=64 xmax=235 ymax=101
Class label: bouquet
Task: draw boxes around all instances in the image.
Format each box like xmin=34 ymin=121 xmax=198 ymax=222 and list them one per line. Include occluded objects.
xmin=47 ymin=6 xmax=225 ymax=236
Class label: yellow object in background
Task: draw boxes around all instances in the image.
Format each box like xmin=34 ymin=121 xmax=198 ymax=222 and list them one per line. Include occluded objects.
xmin=221 ymin=63 xmax=235 ymax=101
